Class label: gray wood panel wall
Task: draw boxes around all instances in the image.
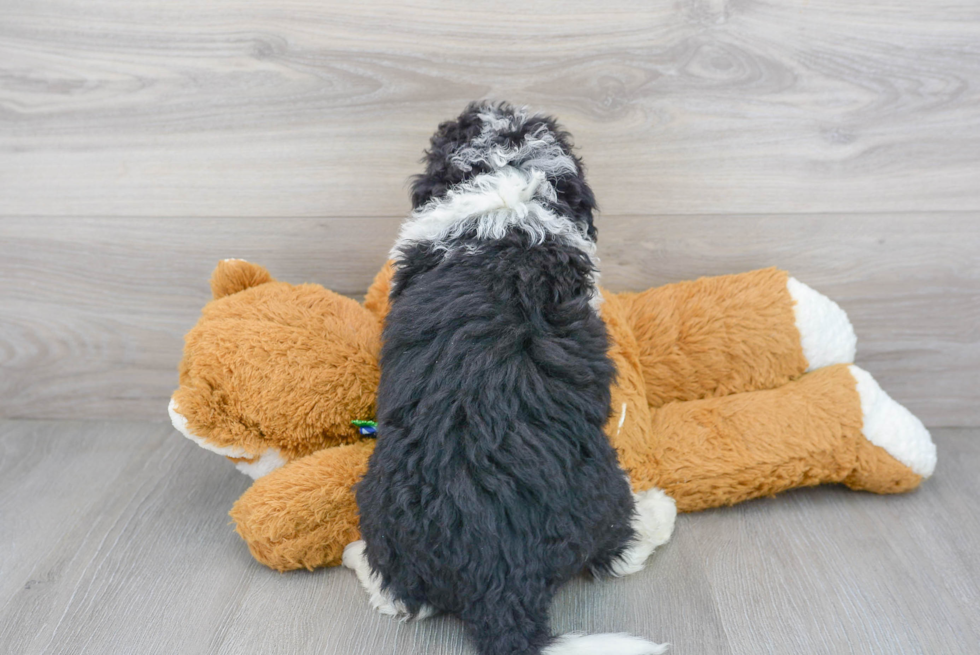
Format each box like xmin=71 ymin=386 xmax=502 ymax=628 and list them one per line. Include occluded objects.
xmin=2 ymin=0 xmax=979 ymax=426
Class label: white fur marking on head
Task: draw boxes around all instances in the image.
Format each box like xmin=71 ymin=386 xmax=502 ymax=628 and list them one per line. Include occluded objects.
xmin=393 ymin=166 xmax=601 ymax=309
xmin=610 ymin=487 xmax=677 ymax=577
xmin=849 ymin=365 xmax=937 ymax=477
xmin=393 ymin=167 xmax=592 ymax=256
xmin=543 ymin=632 xmax=668 ymax=655
xmin=788 ymin=277 xmax=857 ymax=370
xmin=342 ymin=541 xmax=438 ymax=622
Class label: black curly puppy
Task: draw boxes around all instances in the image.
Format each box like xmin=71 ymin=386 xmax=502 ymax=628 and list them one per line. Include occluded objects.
xmin=344 ymin=102 xmax=672 ymax=655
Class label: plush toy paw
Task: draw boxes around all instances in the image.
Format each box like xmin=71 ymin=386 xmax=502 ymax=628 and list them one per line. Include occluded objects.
xmin=230 ymin=441 xmax=375 ymax=571
xmin=610 ymin=488 xmax=677 ymax=577
xmin=342 ymin=541 xmax=438 ymax=621
xmin=849 ymin=365 xmax=937 ymax=479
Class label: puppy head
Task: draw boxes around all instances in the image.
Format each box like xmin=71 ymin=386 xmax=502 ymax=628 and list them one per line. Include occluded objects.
xmin=411 ymin=101 xmax=598 ymax=242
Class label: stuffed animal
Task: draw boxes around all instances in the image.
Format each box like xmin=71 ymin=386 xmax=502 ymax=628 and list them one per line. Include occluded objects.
xmin=169 ymin=258 xmax=936 ymax=571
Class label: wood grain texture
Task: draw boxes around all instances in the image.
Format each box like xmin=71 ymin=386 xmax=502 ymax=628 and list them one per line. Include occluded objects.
xmin=0 ymin=420 xmax=977 ymax=654
xmin=1 ymin=0 xmax=979 ymax=217
xmin=2 ymin=215 xmax=977 ymax=426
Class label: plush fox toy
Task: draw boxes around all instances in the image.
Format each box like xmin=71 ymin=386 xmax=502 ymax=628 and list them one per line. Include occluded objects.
xmin=169 ymin=258 xmax=936 ymax=571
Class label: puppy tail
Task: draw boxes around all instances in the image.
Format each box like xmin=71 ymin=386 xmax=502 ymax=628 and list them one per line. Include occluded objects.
xmin=542 ymin=632 xmax=668 ymax=655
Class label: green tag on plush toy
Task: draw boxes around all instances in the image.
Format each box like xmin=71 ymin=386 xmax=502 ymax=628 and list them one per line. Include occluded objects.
xmin=351 ymin=420 xmax=378 ymax=437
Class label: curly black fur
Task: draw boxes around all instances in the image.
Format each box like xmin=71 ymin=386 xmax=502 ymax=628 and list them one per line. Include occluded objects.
xmin=355 ymin=103 xmax=636 ymax=655
xmin=410 ymin=101 xmax=599 ymax=241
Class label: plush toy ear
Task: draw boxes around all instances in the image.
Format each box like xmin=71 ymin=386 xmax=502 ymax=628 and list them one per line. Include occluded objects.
xmin=363 ymin=260 xmax=395 ymax=323
xmin=210 ymin=259 xmax=274 ymax=299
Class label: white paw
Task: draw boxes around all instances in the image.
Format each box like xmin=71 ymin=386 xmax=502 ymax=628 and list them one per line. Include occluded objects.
xmin=788 ymin=277 xmax=857 ymax=371
xmin=611 ymin=488 xmax=677 ymax=577
xmin=849 ymin=365 xmax=937 ymax=478
xmin=341 ymin=541 xmax=437 ymax=622
xmin=233 ymin=448 xmax=287 ymax=479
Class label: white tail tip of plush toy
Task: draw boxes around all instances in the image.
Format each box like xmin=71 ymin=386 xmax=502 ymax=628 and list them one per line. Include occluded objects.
xmin=849 ymin=365 xmax=937 ymax=478
xmin=787 ymin=277 xmax=857 ymax=371
xmin=543 ymin=632 xmax=668 ymax=655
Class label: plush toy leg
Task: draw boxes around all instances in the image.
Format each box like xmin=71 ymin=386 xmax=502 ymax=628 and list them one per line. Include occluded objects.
xmin=844 ymin=365 xmax=937 ymax=492
xmin=620 ymin=268 xmax=856 ymax=408
xmin=230 ymin=440 xmax=375 ymax=571
xmin=618 ymin=364 xmax=935 ymax=512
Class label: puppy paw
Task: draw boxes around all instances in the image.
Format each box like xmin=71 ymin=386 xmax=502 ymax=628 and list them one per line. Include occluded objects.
xmin=342 ymin=541 xmax=437 ymax=622
xmin=611 ymin=488 xmax=677 ymax=577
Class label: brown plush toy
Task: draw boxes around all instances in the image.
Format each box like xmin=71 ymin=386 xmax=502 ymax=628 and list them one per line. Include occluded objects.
xmin=169 ymin=258 xmax=937 ymax=572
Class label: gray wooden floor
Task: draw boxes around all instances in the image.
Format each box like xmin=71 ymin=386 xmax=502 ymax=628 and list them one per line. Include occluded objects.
xmin=1 ymin=419 xmax=977 ymax=655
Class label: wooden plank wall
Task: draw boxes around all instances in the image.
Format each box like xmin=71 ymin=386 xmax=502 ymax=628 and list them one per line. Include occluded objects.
xmin=1 ymin=1 xmax=978 ymax=426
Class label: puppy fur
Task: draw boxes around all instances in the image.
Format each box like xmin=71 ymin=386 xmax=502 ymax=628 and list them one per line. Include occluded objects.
xmin=354 ymin=102 xmax=664 ymax=655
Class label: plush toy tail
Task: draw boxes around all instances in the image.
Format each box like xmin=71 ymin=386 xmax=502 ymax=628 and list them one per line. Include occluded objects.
xmin=210 ymin=259 xmax=274 ymax=299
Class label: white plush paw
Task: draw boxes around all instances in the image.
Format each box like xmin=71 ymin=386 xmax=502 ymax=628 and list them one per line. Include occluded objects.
xmin=788 ymin=277 xmax=857 ymax=371
xmin=342 ymin=541 xmax=437 ymax=622
xmin=611 ymin=488 xmax=677 ymax=577
xmin=168 ymin=397 xmax=286 ymax=479
xmin=232 ymin=449 xmax=287 ymax=479
xmin=849 ymin=365 xmax=937 ymax=478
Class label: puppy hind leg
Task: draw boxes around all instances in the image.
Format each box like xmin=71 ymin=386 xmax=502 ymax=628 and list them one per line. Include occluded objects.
xmin=341 ymin=541 xmax=438 ymax=621
xmin=608 ymin=487 xmax=677 ymax=577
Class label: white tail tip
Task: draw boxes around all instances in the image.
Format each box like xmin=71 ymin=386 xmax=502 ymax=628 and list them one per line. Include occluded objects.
xmin=787 ymin=276 xmax=857 ymax=371
xmin=543 ymin=632 xmax=668 ymax=655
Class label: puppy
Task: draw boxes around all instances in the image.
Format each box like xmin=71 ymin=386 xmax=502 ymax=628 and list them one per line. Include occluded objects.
xmin=345 ymin=102 xmax=673 ymax=655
